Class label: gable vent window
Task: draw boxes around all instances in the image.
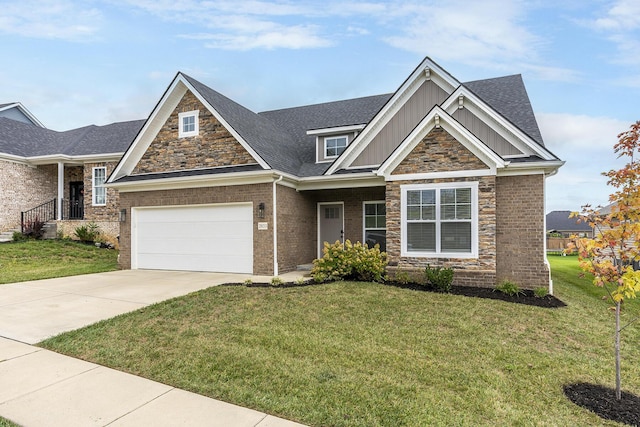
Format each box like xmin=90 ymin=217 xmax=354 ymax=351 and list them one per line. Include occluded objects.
xmin=324 ymin=136 xmax=348 ymax=158
xmin=178 ymin=110 xmax=199 ymax=138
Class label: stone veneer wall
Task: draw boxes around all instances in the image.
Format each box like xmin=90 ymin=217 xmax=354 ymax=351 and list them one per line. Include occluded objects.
xmin=118 ymin=183 xmax=274 ymax=275
xmin=0 ymin=160 xmax=57 ymax=231
xmin=83 ymin=161 xmax=120 ymax=222
xmin=132 ymin=91 xmax=256 ymax=175
xmin=496 ymin=174 xmax=549 ymax=288
xmin=387 ymin=127 xmax=497 ymax=287
xmin=386 ymin=176 xmax=497 ymax=287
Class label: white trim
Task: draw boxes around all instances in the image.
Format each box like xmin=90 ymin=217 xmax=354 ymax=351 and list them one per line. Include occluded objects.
xmin=386 ymin=169 xmax=494 ymax=181
xmin=109 ymin=74 xmax=271 ymax=183
xmin=317 ymin=202 xmax=344 ymax=259
xmin=323 ymin=135 xmax=349 ymax=160
xmin=377 ymin=106 xmax=505 ymax=179
xmin=326 ymin=57 xmax=459 ymax=175
xmin=57 ymin=162 xmax=64 ymax=220
xmin=442 ymin=86 xmax=557 ymax=161
xmin=92 ymin=166 xmax=107 ymax=206
xmin=400 ymin=181 xmax=479 ymax=259
xmin=307 ymin=124 xmax=365 ymax=135
xmin=178 ymin=110 xmax=199 ymax=138
xmin=0 ymin=102 xmax=45 ymax=128
xmin=498 ymin=160 xmax=565 ymax=177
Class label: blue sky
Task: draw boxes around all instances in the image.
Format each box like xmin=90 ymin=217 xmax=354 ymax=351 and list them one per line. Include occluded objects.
xmin=1 ymin=0 xmax=638 ymax=213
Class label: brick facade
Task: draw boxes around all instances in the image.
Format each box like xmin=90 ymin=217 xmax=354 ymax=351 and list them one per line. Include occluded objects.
xmin=496 ymin=174 xmax=549 ymax=288
xmin=0 ymin=160 xmax=56 ymax=231
xmin=276 ymin=185 xmax=316 ymax=273
xmin=118 ymin=183 xmax=274 ymax=275
xmin=132 ymin=91 xmax=256 ymax=175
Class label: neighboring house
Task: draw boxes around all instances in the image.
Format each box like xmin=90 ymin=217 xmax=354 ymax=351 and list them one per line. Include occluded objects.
xmin=546 ymin=210 xmax=594 ymax=238
xmin=108 ymin=57 xmax=564 ymax=289
xmin=0 ymin=106 xmax=144 ymax=239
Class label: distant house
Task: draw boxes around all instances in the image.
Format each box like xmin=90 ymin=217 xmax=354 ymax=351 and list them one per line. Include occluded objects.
xmin=0 ymin=103 xmax=143 ymax=240
xmin=546 ymin=210 xmax=593 ymax=238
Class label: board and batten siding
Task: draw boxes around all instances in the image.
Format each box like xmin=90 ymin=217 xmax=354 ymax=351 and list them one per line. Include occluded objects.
xmin=352 ymin=80 xmax=448 ymax=167
xmin=451 ymin=108 xmax=523 ymax=157
xmin=316 ymin=132 xmax=357 ymax=163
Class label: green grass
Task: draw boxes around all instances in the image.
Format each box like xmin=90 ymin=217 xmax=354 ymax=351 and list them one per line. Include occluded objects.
xmin=39 ymin=255 xmax=640 ymax=426
xmin=0 ymin=240 xmax=118 ymax=284
xmin=0 ymin=417 xmax=19 ymax=427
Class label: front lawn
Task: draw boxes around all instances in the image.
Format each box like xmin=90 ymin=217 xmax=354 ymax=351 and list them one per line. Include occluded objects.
xmin=39 ymin=255 xmax=640 ymax=426
xmin=0 ymin=240 xmax=118 ymax=284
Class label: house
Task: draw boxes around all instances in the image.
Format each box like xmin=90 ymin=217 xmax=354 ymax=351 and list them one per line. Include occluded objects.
xmin=108 ymin=57 xmax=564 ymax=289
xmin=546 ymin=210 xmax=594 ymax=238
xmin=0 ymin=103 xmax=144 ymax=240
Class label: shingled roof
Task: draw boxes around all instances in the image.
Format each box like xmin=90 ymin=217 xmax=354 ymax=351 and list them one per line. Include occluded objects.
xmin=546 ymin=210 xmax=593 ymax=233
xmin=0 ymin=118 xmax=145 ymax=158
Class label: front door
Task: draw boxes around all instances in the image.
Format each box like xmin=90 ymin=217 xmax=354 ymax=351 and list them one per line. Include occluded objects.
xmin=69 ymin=181 xmax=84 ymax=219
xmin=318 ymin=203 xmax=344 ymax=258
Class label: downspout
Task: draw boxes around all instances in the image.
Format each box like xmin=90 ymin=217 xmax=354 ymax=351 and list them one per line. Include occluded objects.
xmin=273 ymin=174 xmax=284 ymax=276
xmin=543 ymin=175 xmax=553 ymax=295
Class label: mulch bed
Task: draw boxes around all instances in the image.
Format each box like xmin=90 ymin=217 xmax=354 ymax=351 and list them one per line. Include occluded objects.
xmin=227 ymin=280 xmax=566 ymax=308
xmin=564 ymin=383 xmax=640 ymax=426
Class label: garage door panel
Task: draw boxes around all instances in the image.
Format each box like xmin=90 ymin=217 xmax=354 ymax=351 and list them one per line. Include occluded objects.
xmin=133 ymin=204 xmax=253 ymax=274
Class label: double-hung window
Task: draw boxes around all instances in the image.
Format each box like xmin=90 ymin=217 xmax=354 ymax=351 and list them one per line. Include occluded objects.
xmin=178 ymin=110 xmax=199 ymax=138
xmin=92 ymin=167 xmax=107 ymax=206
xmin=401 ymin=182 xmax=478 ymax=258
xmin=324 ymin=136 xmax=348 ymax=158
xmin=364 ymin=201 xmax=386 ymax=252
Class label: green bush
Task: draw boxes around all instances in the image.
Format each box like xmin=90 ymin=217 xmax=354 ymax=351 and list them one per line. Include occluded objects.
xmin=424 ymin=264 xmax=454 ymax=292
xmin=12 ymin=231 xmax=27 ymax=242
xmin=534 ymin=286 xmax=549 ymax=298
xmin=495 ymin=280 xmax=524 ymax=297
xmin=311 ymin=240 xmax=387 ymax=283
xmin=74 ymin=222 xmax=101 ymax=243
xmin=270 ymin=276 xmax=284 ymax=287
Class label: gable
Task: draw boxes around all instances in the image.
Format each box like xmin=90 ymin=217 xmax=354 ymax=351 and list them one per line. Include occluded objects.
xmin=352 ymin=79 xmax=448 ymax=167
xmin=392 ymin=127 xmax=488 ymax=175
xmin=131 ymin=91 xmax=257 ymax=175
xmin=452 ymin=108 xmax=523 ymax=156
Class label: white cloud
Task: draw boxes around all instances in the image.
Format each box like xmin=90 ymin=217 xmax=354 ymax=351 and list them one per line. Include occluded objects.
xmin=382 ymin=1 xmax=541 ymax=68
xmin=0 ymin=0 xmax=102 ymax=40
xmin=594 ymin=0 xmax=640 ymax=31
xmin=538 ymin=112 xmax=631 ymax=211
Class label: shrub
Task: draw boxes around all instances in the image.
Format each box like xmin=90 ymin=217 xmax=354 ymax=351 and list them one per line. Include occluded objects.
xmin=495 ymin=280 xmax=524 ymax=297
xmin=534 ymin=286 xmax=549 ymax=298
xmin=75 ymin=222 xmax=101 ymax=243
xmin=270 ymin=277 xmax=284 ymax=287
xmin=243 ymin=278 xmax=253 ymax=285
xmin=311 ymin=240 xmax=387 ymax=283
xmin=12 ymin=231 xmax=27 ymax=242
xmin=424 ymin=264 xmax=454 ymax=293
xmin=394 ymin=270 xmax=411 ymax=285
xmin=22 ymin=218 xmax=45 ymax=240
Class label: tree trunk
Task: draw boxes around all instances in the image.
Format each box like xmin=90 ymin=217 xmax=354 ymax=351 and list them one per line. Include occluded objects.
xmin=615 ymin=300 xmax=622 ymax=400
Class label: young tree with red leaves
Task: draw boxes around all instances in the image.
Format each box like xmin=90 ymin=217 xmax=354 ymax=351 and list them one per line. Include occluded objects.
xmin=568 ymin=120 xmax=640 ymax=400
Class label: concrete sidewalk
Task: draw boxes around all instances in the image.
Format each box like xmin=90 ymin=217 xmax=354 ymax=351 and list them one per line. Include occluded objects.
xmin=0 ymin=270 xmax=308 ymax=426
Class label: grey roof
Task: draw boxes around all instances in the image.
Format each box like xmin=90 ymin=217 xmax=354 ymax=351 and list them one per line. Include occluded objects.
xmin=259 ymin=94 xmax=392 ymax=176
xmin=182 ymin=74 xmax=300 ymax=174
xmin=114 ymin=164 xmax=263 ymax=183
xmin=463 ymin=75 xmax=544 ymax=146
xmin=0 ymin=118 xmax=144 ymax=158
xmin=546 ymin=210 xmax=592 ymax=232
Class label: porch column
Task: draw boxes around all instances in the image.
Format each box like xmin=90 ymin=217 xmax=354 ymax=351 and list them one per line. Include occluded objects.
xmin=57 ymin=162 xmax=64 ymax=220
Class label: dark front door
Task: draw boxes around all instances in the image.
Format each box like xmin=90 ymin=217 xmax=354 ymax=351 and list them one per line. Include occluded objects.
xmin=69 ymin=181 xmax=84 ymax=219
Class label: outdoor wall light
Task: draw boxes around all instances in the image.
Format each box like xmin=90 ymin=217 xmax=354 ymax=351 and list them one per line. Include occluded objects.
xmin=258 ymin=202 xmax=265 ymax=219
xmin=119 ymin=208 xmax=127 ymax=222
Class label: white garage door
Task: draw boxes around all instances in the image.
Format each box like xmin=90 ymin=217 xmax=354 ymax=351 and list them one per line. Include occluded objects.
xmin=132 ymin=203 xmax=253 ymax=273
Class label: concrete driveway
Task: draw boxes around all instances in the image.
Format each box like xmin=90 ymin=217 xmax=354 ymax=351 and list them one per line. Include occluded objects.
xmin=0 ymin=269 xmax=305 ymax=344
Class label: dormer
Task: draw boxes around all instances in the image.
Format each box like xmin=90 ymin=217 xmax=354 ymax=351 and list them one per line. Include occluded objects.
xmin=308 ymin=124 xmax=366 ymax=163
